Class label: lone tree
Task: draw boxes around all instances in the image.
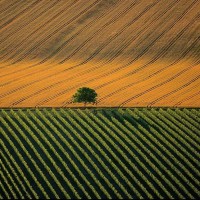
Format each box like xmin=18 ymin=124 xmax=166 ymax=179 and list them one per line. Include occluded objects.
xmin=72 ymin=87 xmax=97 ymax=107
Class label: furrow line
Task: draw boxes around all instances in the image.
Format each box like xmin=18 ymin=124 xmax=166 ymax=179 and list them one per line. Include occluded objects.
xmin=118 ymin=0 xmax=199 ymax=72
xmin=52 ymin=0 xmax=193 ymax=77
xmin=88 ymin=12 xmax=200 ymax=96
xmin=0 ymin=0 xmax=41 ymax=30
xmin=0 ymin=0 xmax=60 ymax=45
xmin=0 ymin=0 xmax=22 ymax=26
xmin=104 ymin=11 xmax=199 ymax=72
xmin=148 ymin=75 xmax=200 ymax=106
xmin=0 ymin=0 xmax=19 ymax=14
xmin=119 ymin=64 xmax=198 ymax=107
xmin=174 ymin=90 xmax=200 ymax=107
xmin=0 ymin=0 xmax=179 ymax=79
xmin=74 ymin=0 xmax=181 ymax=66
xmin=0 ymin=0 xmax=140 ymax=79
xmin=6 ymin=2 xmax=138 ymax=61
xmin=0 ymin=0 xmax=81 ymax=61
xmin=9 ymin=0 xmax=102 ymax=64
xmin=1 ymin=20 xmax=197 ymax=99
xmin=97 ymin=39 xmax=200 ymax=102
xmin=36 ymin=0 xmax=127 ymax=65
xmin=59 ymin=1 xmax=159 ymax=65
xmin=70 ymin=0 xmax=196 ymax=69
xmin=35 ymin=61 xmax=197 ymax=107
xmin=0 ymin=0 xmax=123 ymax=73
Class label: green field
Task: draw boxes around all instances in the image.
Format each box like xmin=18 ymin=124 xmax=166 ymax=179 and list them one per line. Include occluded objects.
xmin=0 ymin=108 xmax=200 ymax=199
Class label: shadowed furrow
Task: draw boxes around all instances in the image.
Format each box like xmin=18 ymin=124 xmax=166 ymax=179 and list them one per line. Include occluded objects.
xmin=0 ymin=0 xmax=199 ymax=107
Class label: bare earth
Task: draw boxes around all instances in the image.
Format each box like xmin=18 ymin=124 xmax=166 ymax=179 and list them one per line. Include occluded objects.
xmin=0 ymin=0 xmax=199 ymax=107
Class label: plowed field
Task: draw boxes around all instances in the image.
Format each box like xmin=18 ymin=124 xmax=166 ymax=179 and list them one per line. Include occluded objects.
xmin=0 ymin=0 xmax=199 ymax=107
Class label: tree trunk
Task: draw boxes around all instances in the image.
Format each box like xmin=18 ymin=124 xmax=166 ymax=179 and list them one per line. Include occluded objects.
xmin=84 ymin=102 xmax=86 ymax=107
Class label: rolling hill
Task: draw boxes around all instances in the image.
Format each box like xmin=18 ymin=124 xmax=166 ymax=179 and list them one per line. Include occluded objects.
xmin=0 ymin=0 xmax=199 ymax=107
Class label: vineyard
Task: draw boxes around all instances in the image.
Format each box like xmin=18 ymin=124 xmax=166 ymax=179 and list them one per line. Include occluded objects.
xmin=0 ymin=108 xmax=200 ymax=199
xmin=0 ymin=1 xmax=199 ymax=199
xmin=0 ymin=0 xmax=200 ymax=107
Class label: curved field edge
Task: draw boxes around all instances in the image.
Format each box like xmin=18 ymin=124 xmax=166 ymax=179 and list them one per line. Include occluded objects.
xmin=0 ymin=108 xmax=200 ymax=199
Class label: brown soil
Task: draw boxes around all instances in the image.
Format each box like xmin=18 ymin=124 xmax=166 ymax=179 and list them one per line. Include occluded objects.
xmin=0 ymin=0 xmax=199 ymax=107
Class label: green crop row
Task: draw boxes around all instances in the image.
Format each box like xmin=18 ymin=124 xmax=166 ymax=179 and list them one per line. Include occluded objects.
xmin=0 ymin=108 xmax=199 ymax=199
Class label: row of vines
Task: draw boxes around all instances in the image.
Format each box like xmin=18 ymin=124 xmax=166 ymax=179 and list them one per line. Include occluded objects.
xmin=0 ymin=108 xmax=200 ymax=198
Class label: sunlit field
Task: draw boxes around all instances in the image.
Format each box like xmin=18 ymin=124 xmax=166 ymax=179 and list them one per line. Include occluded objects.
xmin=0 ymin=1 xmax=199 ymax=199
xmin=0 ymin=0 xmax=199 ymax=107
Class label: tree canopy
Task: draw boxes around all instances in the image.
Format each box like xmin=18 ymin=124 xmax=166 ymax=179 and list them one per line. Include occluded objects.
xmin=72 ymin=87 xmax=97 ymax=106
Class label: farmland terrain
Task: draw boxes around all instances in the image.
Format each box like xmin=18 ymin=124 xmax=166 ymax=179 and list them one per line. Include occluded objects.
xmin=0 ymin=108 xmax=200 ymax=198
xmin=0 ymin=0 xmax=200 ymax=107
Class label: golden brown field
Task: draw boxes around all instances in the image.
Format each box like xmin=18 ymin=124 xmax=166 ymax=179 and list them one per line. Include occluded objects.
xmin=0 ymin=0 xmax=199 ymax=107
